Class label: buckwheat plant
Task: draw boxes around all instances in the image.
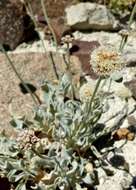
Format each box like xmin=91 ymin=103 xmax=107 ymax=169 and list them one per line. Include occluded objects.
xmin=0 ymin=71 xmax=117 ymax=190
xmin=0 ymin=39 xmax=127 ymax=190
xmin=0 ymin=1 xmax=135 ymax=189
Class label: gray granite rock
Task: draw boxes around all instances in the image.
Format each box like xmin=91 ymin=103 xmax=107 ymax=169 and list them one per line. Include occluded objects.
xmin=97 ymin=170 xmax=133 ymax=190
xmin=65 ymin=3 xmax=120 ymax=31
xmin=124 ymin=79 xmax=136 ymax=99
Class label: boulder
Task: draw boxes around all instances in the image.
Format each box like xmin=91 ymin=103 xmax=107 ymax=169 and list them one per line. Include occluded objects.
xmin=65 ymin=3 xmax=120 ymax=31
xmin=0 ymin=0 xmax=36 ymax=50
xmin=73 ymin=31 xmax=136 ymax=66
xmin=124 ymin=79 xmax=136 ymax=99
xmin=70 ymin=40 xmax=100 ymax=78
xmin=29 ymin=0 xmax=73 ymax=19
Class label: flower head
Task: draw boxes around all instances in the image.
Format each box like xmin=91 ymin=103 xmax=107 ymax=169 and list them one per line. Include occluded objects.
xmin=17 ymin=129 xmax=39 ymax=150
xmin=61 ymin=35 xmax=74 ymax=44
xmin=79 ymin=82 xmax=95 ymax=102
xmin=90 ymin=46 xmax=125 ymax=77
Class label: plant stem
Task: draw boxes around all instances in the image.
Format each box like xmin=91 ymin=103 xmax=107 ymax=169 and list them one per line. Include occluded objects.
xmin=64 ymin=43 xmax=76 ymax=99
xmin=128 ymin=2 xmax=136 ymax=27
xmin=87 ymin=77 xmax=102 ymax=117
xmin=26 ymin=2 xmax=59 ymax=80
xmin=0 ymin=44 xmax=38 ymax=106
xmin=40 ymin=0 xmax=58 ymax=48
xmin=49 ymin=52 xmax=59 ymax=79
xmin=26 ymin=2 xmax=47 ymax=53
xmin=119 ymin=2 xmax=136 ymax=51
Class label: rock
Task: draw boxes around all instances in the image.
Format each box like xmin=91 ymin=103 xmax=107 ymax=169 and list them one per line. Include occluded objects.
xmin=38 ymin=17 xmax=72 ymax=45
xmin=99 ymin=96 xmax=127 ymax=130
xmin=127 ymin=115 xmax=136 ymax=126
xmin=70 ymin=40 xmax=100 ymax=78
xmin=29 ymin=0 xmax=73 ymax=19
xmin=121 ymin=138 xmax=136 ymax=176
xmin=73 ymin=31 xmax=136 ymax=60
xmin=97 ymin=137 xmax=136 ymax=190
xmin=124 ymin=51 xmax=136 ymax=66
xmin=97 ymin=169 xmax=132 ymax=190
xmin=0 ymin=50 xmax=83 ymax=130
xmin=0 ymin=0 xmax=36 ymax=50
xmin=110 ymin=82 xmax=132 ymax=99
xmin=124 ymin=79 xmax=136 ymax=99
xmin=65 ymin=3 xmax=120 ymax=31
xmin=86 ymin=77 xmax=133 ymax=99
xmin=10 ymin=30 xmax=136 ymax=69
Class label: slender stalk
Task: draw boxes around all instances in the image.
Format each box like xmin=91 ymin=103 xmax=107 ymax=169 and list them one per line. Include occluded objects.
xmin=87 ymin=77 xmax=102 ymax=117
xmin=128 ymin=2 xmax=136 ymax=27
xmin=26 ymin=2 xmax=47 ymax=53
xmin=62 ymin=44 xmax=71 ymax=70
xmin=0 ymin=44 xmax=38 ymax=106
xmin=63 ymin=53 xmax=69 ymax=69
xmin=26 ymin=2 xmax=59 ymax=79
xmin=40 ymin=0 xmax=58 ymax=48
xmin=65 ymin=42 xmax=77 ymax=99
xmin=67 ymin=43 xmax=71 ymax=69
xmin=119 ymin=2 xmax=136 ymax=51
xmin=119 ymin=36 xmax=127 ymax=52
xmin=49 ymin=52 xmax=59 ymax=79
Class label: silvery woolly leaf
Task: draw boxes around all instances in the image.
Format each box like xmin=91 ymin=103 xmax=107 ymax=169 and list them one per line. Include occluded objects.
xmin=110 ymin=71 xmax=123 ymax=82
xmin=14 ymin=172 xmax=27 ymax=182
xmin=37 ymin=182 xmax=48 ymax=190
xmin=7 ymin=169 xmax=17 ymax=181
xmin=10 ymin=159 xmax=24 ymax=169
xmin=76 ymin=137 xmax=86 ymax=147
xmin=41 ymin=82 xmax=55 ymax=104
xmin=16 ymin=183 xmax=26 ymax=190
xmin=60 ymin=72 xmax=72 ymax=94
xmin=31 ymin=184 xmax=45 ymax=190
xmin=76 ymin=183 xmax=87 ymax=190
xmin=82 ymin=173 xmax=93 ymax=185
xmin=60 ymin=72 xmax=71 ymax=87
xmin=79 ymin=158 xmax=86 ymax=176
xmin=30 ymin=183 xmax=43 ymax=190
xmin=61 ymin=147 xmax=72 ymax=161
xmin=30 ymin=156 xmax=54 ymax=170
xmin=10 ymin=118 xmax=25 ymax=129
xmin=67 ymin=160 xmax=78 ymax=175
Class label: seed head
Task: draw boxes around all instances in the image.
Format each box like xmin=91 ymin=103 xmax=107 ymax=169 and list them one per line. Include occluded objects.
xmin=90 ymin=46 xmax=125 ymax=77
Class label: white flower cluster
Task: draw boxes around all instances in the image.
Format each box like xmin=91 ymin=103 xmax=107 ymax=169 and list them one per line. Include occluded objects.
xmin=79 ymin=82 xmax=95 ymax=102
xmin=90 ymin=46 xmax=125 ymax=77
xmin=17 ymin=129 xmax=39 ymax=150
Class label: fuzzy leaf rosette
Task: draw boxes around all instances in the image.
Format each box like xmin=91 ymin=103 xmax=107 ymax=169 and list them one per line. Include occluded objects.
xmin=90 ymin=46 xmax=125 ymax=77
